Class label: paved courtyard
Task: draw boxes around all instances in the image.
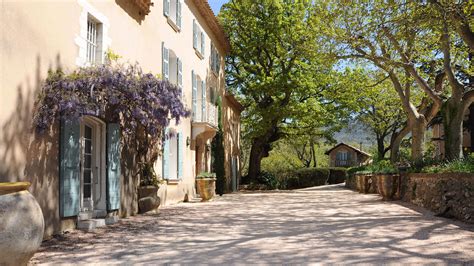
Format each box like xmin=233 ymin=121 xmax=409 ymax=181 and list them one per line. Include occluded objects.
xmin=31 ymin=185 xmax=474 ymax=264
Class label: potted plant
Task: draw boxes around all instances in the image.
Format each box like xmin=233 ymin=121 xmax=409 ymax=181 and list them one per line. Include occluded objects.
xmin=0 ymin=182 xmax=44 ymax=265
xmin=371 ymin=160 xmax=400 ymax=201
xmin=138 ymin=162 xmax=162 ymax=213
xmin=196 ymin=172 xmax=217 ymax=201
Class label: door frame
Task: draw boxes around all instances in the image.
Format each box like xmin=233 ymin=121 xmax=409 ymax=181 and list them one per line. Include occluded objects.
xmin=79 ymin=116 xmax=107 ymax=214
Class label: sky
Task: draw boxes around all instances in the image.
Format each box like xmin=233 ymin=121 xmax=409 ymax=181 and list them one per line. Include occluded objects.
xmin=209 ymin=0 xmax=229 ymax=15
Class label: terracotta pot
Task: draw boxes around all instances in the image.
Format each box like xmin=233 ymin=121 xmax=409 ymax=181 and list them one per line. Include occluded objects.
xmin=196 ymin=178 xmax=216 ymax=201
xmin=376 ymin=174 xmax=400 ymax=200
xmin=0 ymin=182 xmax=44 ymax=265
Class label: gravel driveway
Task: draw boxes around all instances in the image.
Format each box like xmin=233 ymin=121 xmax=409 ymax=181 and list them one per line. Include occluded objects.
xmin=31 ymin=184 xmax=474 ymax=264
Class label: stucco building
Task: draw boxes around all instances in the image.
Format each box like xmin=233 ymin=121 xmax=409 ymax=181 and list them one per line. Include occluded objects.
xmin=0 ymin=0 xmax=241 ymax=238
xmin=325 ymin=143 xmax=372 ymax=168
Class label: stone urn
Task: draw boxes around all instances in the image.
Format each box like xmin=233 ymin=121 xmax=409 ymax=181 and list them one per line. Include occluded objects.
xmin=0 ymin=182 xmax=44 ymax=265
xmin=196 ymin=177 xmax=216 ymax=202
xmin=376 ymin=174 xmax=400 ymax=200
xmin=138 ymin=186 xmax=160 ymax=214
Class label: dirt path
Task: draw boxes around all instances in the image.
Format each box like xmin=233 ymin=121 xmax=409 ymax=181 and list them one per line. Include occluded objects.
xmin=31 ymin=185 xmax=474 ymax=264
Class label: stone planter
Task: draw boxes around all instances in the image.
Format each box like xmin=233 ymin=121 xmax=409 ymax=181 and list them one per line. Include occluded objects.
xmin=196 ymin=178 xmax=216 ymax=201
xmin=137 ymin=186 xmax=160 ymax=214
xmin=356 ymin=174 xmax=372 ymax=194
xmin=0 ymin=182 xmax=44 ymax=265
xmin=376 ymin=174 xmax=400 ymax=201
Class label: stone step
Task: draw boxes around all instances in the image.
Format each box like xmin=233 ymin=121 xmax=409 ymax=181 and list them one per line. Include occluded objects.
xmin=94 ymin=209 xmax=107 ymax=218
xmin=105 ymin=216 xmax=119 ymax=225
xmin=77 ymin=219 xmax=106 ymax=231
xmin=78 ymin=212 xmax=93 ymax=220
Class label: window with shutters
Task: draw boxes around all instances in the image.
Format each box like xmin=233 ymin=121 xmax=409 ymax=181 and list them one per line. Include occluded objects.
xmin=163 ymin=129 xmax=183 ymax=180
xmin=86 ymin=16 xmax=103 ymax=64
xmin=163 ymin=0 xmax=182 ymax=31
xmin=211 ymin=43 xmax=221 ymax=75
xmin=193 ymin=19 xmax=205 ymax=59
xmin=162 ymin=43 xmax=183 ymax=93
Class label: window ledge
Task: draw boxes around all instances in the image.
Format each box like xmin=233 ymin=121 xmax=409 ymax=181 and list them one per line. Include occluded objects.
xmin=167 ymin=17 xmax=181 ymax=32
xmin=166 ymin=179 xmax=180 ymax=185
xmin=195 ymin=49 xmax=204 ymax=60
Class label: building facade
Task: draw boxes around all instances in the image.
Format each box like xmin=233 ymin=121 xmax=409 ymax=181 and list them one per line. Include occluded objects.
xmin=431 ymin=105 xmax=474 ymax=158
xmin=0 ymin=0 xmax=241 ymax=238
xmin=325 ymin=143 xmax=372 ymax=168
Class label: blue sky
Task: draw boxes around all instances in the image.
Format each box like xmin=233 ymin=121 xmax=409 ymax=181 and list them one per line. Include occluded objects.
xmin=209 ymin=0 xmax=229 ymax=15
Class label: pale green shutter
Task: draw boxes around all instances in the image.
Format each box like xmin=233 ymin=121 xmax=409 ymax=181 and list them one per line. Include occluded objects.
xmin=177 ymin=57 xmax=182 ymax=92
xmin=193 ymin=20 xmax=198 ymax=49
xmin=60 ymin=117 xmax=80 ymax=217
xmin=163 ymin=0 xmax=170 ymax=16
xmin=216 ymin=51 xmax=221 ymax=73
xmin=162 ymin=128 xmax=170 ymax=179
xmin=176 ymin=0 xmax=182 ymax=28
xmin=201 ymin=80 xmax=206 ymax=120
xmin=162 ymin=42 xmax=169 ymax=80
xmin=192 ymin=71 xmax=197 ymax=120
xmin=177 ymin=131 xmax=184 ymax=179
xmin=201 ymin=32 xmax=205 ymax=56
xmin=107 ymin=123 xmax=121 ymax=211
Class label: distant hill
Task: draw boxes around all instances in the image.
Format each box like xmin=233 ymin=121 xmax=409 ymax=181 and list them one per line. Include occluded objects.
xmin=333 ymin=120 xmax=376 ymax=153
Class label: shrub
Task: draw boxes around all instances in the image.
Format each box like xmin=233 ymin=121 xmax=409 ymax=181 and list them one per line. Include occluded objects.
xmin=420 ymin=154 xmax=474 ymax=174
xmin=283 ymin=168 xmax=330 ymax=189
xmin=328 ymin=167 xmax=347 ymax=184
xmin=358 ymin=160 xmax=398 ymax=174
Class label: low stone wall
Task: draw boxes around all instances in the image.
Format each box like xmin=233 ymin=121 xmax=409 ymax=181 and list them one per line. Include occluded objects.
xmin=402 ymin=173 xmax=474 ymax=224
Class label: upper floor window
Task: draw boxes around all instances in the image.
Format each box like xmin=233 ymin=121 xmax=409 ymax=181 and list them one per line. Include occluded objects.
xmin=163 ymin=0 xmax=182 ymax=31
xmin=193 ymin=19 xmax=205 ymax=58
xmin=86 ymin=16 xmax=103 ymax=64
xmin=211 ymin=43 xmax=221 ymax=74
xmin=162 ymin=42 xmax=183 ymax=92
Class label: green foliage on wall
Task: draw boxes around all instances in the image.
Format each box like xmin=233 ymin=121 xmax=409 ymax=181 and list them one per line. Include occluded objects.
xmin=211 ymin=97 xmax=226 ymax=195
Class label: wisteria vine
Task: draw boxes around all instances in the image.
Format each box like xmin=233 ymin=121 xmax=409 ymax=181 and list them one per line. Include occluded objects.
xmin=34 ymin=63 xmax=190 ymax=162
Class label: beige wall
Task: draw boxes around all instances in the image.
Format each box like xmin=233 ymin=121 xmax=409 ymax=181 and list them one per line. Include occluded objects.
xmin=0 ymin=0 xmax=231 ymax=237
xmin=222 ymin=95 xmax=242 ymax=192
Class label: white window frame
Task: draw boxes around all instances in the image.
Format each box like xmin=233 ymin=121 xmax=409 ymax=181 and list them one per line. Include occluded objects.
xmin=193 ymin=19 xmax=205 ymax=59
xmin=162 ymin=43 xmax=182 ymax=92
xmin=163 ymin=0 xmax=182 ymax=32
xmin=211 ymin=43 xmax=221 ymax=75
xmin=75 ymin=0 xmax=111 ymax=66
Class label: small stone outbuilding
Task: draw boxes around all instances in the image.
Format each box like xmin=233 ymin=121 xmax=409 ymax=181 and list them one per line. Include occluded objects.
xmin=325 ymin=143 xmax=371 ymax=168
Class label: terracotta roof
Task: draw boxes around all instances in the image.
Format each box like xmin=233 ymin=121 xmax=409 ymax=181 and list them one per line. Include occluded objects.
xmin=225 ymin=91 xmax=244 ymax=113
xmin=325 ymin=143 xmax=372 ymax=157
xmin=189 ymin=0 xmax=231 ymax=54
xmin=131 ymin=0 xmax=154 ymax=15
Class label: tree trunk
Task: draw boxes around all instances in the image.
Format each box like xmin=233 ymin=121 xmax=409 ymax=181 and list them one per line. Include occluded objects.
xmin=247 ymin=138 xmax=265 ymax=181
xmin=411 ymin=116 xmax=427 ymax=161
xmin=310 ymin=140 xmax=317 ymax=167
xmin=376 ymin=135 xmax=386 ymax=160
xmin=443 ymin=99 xmax=465 ymax=160
xmin=247 ymin=123 xmax=280 ymax=180
xmin=390 ymin=125 xmax=410 ymax=163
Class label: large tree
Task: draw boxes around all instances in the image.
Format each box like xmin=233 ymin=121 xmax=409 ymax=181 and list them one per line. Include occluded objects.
xmin=220 ymin=0 xmax=338 ymax=180
xmin=354 ymin=70 xmax=409 ymax=160
xmin=322 ymin=1 xmax=450 ymax=161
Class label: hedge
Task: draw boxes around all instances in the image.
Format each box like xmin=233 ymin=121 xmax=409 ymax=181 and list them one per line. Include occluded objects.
xmin=283 ymin=167 xmax=347 ymax=189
